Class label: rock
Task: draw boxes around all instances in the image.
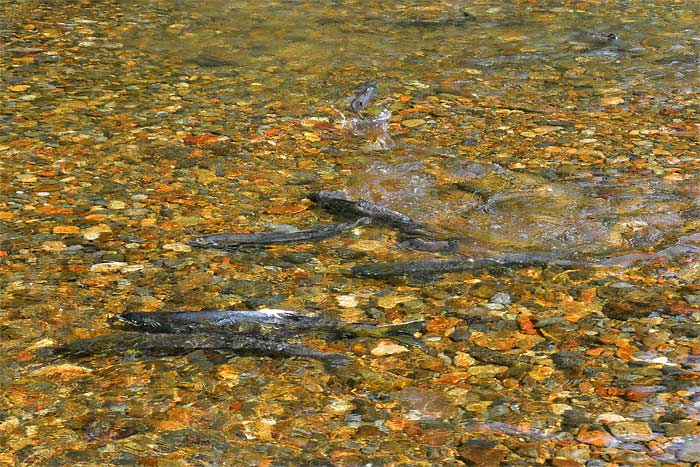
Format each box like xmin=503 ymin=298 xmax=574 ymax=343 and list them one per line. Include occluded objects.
xmin=608 ymin=421 xmax=654 ymax=442
xmin=89 ymin=262 xmax=143 ymax=273
xmin=371 ymin=341 xmax=409 ymax=356
xmin=577 ymin=426 xmax=613 ymax=447
xmin=683 ymin=294 xmax=700 ymax=305
xmin=453 ymin=351 xmax=476 ymax=368
xmin=489 ymin=292 xmax=511 ymax=305
xmin=458 ymin=441 xmax=507 ymax=467
xmin=41 ymin=240 xmax=67 ymax=252
xmin=552 ymin=351 xmax=587 ymax=370
xmin=466 ymin=364 xmax=508 ymax=378
xmin=396 ymin=387 xmax=454 ymax=420
xmin=336 ymin=294 xmax=358 ymax=308
xmin=402 ymin=118 xmax=426 ymax=128
xmin=556 ymin=444 xmax=591 ymax=464
xmin=377 ymin=294 xmax=414 ymax=309
xmin=595 ymin=413 xmax=628 ymax=424
xmin=53 ymin=225 xmax=81 ymax=235
xmin=162 ymin=242 xmax=192 ymax=252
xmin=528 ymin=365 xmax=555 ymax=381
xmin=82 ymin=224 xmax=112 ymax=240
xmin=676 ymin=436 xmax=700 ymax=462
xmin=551 ymin=459 xmax=582 ymax=467
xmin=107 ymin=200 xmax=126 ymax=209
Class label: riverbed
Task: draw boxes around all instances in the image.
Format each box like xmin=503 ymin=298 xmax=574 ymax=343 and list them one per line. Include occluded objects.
xmin=1 ymin=1 xmax=699 ymax=465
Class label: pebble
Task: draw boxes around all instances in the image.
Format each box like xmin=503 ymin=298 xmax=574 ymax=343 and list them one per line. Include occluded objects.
xmin=89 ymin=262 xmax=144 ymax=273
xmin=458 ymin=443 xmax=507 ymax=467
xmin=676 ymin=436 xmax=700 ymax=462
xmin=53 ymin=225 xmax=80 ymax=235
xmin=466 ymin=364 xmax=508 ymax=377
xmin=41 ymin=241 xmax=67 ymax=252
xmin=453 ymin=352 xmax=476 ymax=368
xmin=82 ymin=224 xmax=112 ymax=240
xmin=162 ymin=242 xmax=192 ymax=252
xmin=107 ymin=200 xmax=126 ymax=209
xmin=377 ymin=294 xmax=414 ymax=309
xmin=683 ymin=294 xmax=700 ymax=305
xmin=555 ymin=444 xmax=590 ymax=463
xmin=489 ymin=292 xmax=511 ymax=305
xmin=336 ymin=294 xmax=358 ymax=308
xmin=528 ymin=364 xmax=555 ymax=381
xmin=577 ymin=426 xmax=613 ymax=447
xmin=608 ymin=421 xmax=655 ymax=442
xmin=371 ymin=341 xmax=409 ymax=356
xmin=595 ymin=413 xmax=628 ymax=424
xmin=16 ymin=173 xmax=37 ymax=183
xmin=401 ymin=118 xmax=426 ymax=128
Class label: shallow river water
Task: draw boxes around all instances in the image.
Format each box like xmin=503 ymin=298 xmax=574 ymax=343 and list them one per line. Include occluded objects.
xmin=1 ymin=1 xmax=699 ymax=466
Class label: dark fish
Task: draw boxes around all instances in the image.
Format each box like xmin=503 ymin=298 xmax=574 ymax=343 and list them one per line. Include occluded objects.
xmin=349 ymin=255 xmax=598 ymax=280
xmin=582 ymin=32 xmax=618 ymax=44
xmin=308 ymin=190 xmax=434 ymax=237
xmin=54 ymin=331 xmax=350 ymax=366
xmin=392 ymin=12 xmax=476 ymax=29
xmin=189 ymin=217 xmax=370 ymax=249
xmin=350 ymin=81 xmax=378 ymax=114
xmin=187 ymin=54 xmax=237 ymax=67
xmin=114 ymin=309 xmax=425 ymax=347
xmin=396 ymin=237 xmax=459 ymax=253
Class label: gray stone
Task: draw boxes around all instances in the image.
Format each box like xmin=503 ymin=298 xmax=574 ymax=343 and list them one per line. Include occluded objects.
xmin=676 ymin=436 xmax=700 ymax=463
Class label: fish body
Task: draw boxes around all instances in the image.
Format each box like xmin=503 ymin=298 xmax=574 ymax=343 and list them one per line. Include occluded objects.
xmin=308 ymin=190 xmax=433 ymax=236
xmin=55 ymin=331 xmax=350 ymax=366
xmin=187 ymin=54 xmax=237 ymax=67
xmin=189 ymin=217 xmax=370 ymax=249
xmin=350 ymin=81 xmax=378 ymax=114
xmin=350 ymin=258 xmax=487 ymax=279
xmin=114 ymin=309 xmax=425 ymax=347
xmin=350 ymin=255 xmax=598 ymax=280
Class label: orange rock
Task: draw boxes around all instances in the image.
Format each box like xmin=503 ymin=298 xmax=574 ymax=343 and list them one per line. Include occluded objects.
xmin=16 ymin=350 xmax=33 ymax=362
xmin=384 ymin=417 xmax=422 ymax=436
xmin=425 ymin=317 xmax=461 ymax=335
xmin=433 ymin=372 xmax=471 ymax=385
xmin=578 ymin=381 xmax=595 ymax=394
xmin=517 ymin=315 xmax=537 ymax=335
xmin=579 ymin=287 xmax=597 ymax=303
xmin=137 ymin=457 xmax=159 ymax=466
xmin=183 ymin=133 xmax=221 ymax=145
xmin=417 ymin=428 xmax=452 ymax=446
xmin=577 ymin=426 xmax=612 ymax=447
xmin=624 ymin=389 xmax=648 ymax=402
xmin=552 ymin=458 xmax=582 ymax=467
xmin=615 ymin=344 xmax=637 ymax=361
xmin=52 ymin=225 xmax=81 ymax=234
xmin=596 ymin=386 xmax=626 ymax=397
xmin=32 ymin=363 xmax=93 ymax=379
xmin=458 ymin=445 xmax=507 ymax=467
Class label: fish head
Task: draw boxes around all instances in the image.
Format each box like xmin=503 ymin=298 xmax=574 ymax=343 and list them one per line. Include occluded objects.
xmin=306 ymin=190 xmax=349 ymax=203
xmin=188 ymin=236 xmax=218 ymax=248
xmin=112 ymin=312 xmax=163 ymax=330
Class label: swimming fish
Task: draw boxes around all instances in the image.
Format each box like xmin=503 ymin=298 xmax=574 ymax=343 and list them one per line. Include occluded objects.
xmin=114 ymin=308 xmax=425 ymax=347
xmin=350 ymin=81 xmax=378 ymax=114
xmin=189 ymin=217 xmax=370 ymax=249
xmin=54 ymin=331 xmax=350 ymax=366
xmin=308 ymin=190 xmax=435 ymax=237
